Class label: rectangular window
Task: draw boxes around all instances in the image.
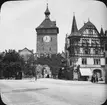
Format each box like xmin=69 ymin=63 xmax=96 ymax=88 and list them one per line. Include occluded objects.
xmin=82 ymin=58 xmax=87 ymax=65
xmin=84 ymin=48 xmax=90 ymax=54
xmin=93 ymin=48 xmax=100 ymax=55
xmin=94 ymin=58 xmax=100 ymax=65
xmin=106 ymin=57 xmax=107 ymax=65
xmin=105 ymin=44 xmax=107 ymax=51
xmin=85 ymin=49 xmax=88 ymax=54
xmin=95 ymin=50 xmax=98 ymax=54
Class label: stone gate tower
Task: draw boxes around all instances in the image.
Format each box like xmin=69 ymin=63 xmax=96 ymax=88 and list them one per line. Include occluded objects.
xmin=36 ymin=4 xmax=59 ymax=56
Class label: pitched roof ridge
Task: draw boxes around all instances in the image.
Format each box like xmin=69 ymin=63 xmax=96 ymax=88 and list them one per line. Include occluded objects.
xmin=36 ymin=17 xmax=57 ymax=29
xmin=79 ymin=20 xmax=96 ymax=32
xmin=19 ymin=47 xmax=33 ymax=54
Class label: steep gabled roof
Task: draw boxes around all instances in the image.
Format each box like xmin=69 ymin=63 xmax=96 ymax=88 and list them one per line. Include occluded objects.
xmin=79 ymin=20 xmax=96 ymax=33
xmin=19 ymin=47 xmax=33 ymax=54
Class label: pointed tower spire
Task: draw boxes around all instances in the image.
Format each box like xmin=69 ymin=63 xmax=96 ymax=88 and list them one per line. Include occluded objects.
xmin=100 ymin=26 xmax=104 ymax=36
xmin=88 ymin=18 xmax=90 ymax=22
xmin=44 ymin=3 xmax=50 ymax=19
xmin=71 ymin=13 xmax=78 ymax=34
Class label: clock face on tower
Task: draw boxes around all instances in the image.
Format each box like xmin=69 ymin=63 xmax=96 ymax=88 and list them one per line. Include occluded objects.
xmin=43 ymin=36 xmax=51 ymax=42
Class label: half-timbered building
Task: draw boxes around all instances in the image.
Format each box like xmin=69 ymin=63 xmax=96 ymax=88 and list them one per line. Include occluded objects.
xmin=66 ymin=14 xmax=107 ymax=81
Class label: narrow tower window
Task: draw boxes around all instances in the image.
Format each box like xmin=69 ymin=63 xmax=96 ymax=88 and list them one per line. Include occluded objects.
xmin=49 ymin=47 xmax=51 ymax=51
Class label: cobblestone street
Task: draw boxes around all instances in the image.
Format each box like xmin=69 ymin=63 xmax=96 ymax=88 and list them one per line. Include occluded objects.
xmin=0 ymin=78 xmax=107 ymax=105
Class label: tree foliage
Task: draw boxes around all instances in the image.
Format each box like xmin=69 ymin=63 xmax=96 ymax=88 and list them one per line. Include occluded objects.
xmin=0 ymin=49 xmax=24 ymax=79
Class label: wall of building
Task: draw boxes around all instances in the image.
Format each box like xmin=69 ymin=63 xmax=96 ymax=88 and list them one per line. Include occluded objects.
xmin=37 ymin=35 xmax=57 ymax=54
xmin=19 ymin=50 xmax=32 ymax=56
xmin=76 ymin=57 xmax=105 ymax=66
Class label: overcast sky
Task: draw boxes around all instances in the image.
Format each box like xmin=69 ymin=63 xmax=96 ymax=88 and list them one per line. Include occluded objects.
xmin=0 ymin=0 xmax=107 ymax=53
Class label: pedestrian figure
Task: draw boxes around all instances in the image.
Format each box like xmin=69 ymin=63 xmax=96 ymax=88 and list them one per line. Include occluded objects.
xmin=95 ymin=74 xmax=98 ymax=83
xmin=91 ymin=75 xmax=94 ymax=82
xmin=93 ymin=74 xmax=96 ymax=83
xmin=91 ymin=74 xmax=95 ymax=83
xmin=42 ymin=68 xmax=44 ymax=78
xmin=34 ymin=70 xmax=37 ymax=81
xmin=33 ymin=66 xmax=37 ymax=81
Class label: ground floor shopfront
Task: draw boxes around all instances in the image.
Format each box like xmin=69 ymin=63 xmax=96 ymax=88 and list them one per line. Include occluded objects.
xmin=73 ymin=66 xmax=105 ymax=81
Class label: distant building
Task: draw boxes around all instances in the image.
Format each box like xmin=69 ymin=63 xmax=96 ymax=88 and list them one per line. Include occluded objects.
xmin=66 ymin=14 xmax=107 ymax=81
xmin=18 ymin=47 xmax=34 ymax=62
xmin=35 ymin=3 xmax=59 ymax=56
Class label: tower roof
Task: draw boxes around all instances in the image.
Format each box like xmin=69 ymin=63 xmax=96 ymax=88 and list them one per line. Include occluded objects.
xmin=36 ymin=19 xmax=57 ymax=29
xmin=71 ymin=13 xmax=78 ymax=34
xmin=36 ymin=4 xmax=58 ymax=31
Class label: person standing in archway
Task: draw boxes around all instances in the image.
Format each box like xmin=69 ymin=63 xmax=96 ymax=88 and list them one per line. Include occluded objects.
xmin=95 ymin=74 xmax=98 ymax=83
xmin=91 ymin=74 xmax=95 ymax=83
xmin=34 ymin=65 xmax=37 ymax=81
xmin=91 ymin=74 xmax=94 ymax=83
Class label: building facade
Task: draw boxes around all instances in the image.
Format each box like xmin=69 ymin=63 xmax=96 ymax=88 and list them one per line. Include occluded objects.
xmin=18 ymin=47 xmax=34 ymax=62
xmin=66 ymin=14 xmax=107 ymax=81
xmin=36 ymin=4 xmax=59 ymax=56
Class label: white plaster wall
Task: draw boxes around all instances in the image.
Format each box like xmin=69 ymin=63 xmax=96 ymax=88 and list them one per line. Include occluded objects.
xmin=87 ymin=58 xmax=93 ymax=65
xmin=100 ymin=58 xmax=105 ymax=65
xmin=19 ymin=49 xmax=32 ymax=56
xmin=76 ymin=58 xmax=81 ymax=65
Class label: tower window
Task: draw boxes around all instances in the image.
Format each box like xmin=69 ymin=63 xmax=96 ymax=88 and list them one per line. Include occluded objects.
xmin=82 ymin=58 xmax=87 ymax=65
xmin=49 ymin=47 xmax=51 ymax=51
xmin=94 ymin=58 xmax=100 ymax=65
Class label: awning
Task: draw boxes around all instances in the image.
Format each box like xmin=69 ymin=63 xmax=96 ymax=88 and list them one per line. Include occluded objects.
xmin=80 ymin=68 xmax=92 ymax=76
